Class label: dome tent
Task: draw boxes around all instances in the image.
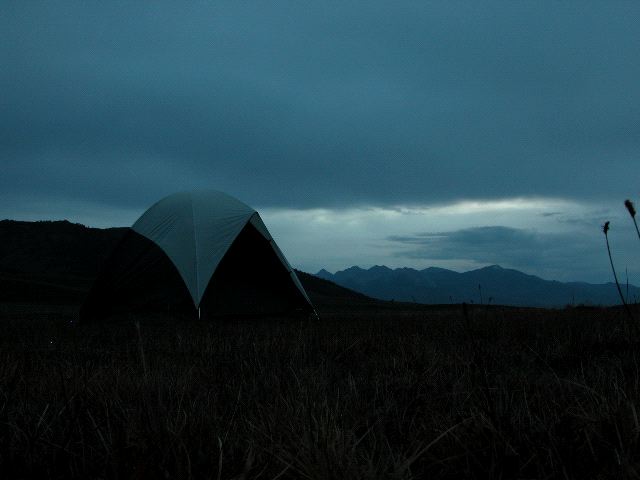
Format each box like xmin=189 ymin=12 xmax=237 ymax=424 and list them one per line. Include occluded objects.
xmin=81 ymin=190 xmax=313 ymax=320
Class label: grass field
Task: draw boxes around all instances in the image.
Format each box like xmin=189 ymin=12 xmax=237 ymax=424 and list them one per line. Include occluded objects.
xmin=2 ymin=302 xmax=640 ymax=479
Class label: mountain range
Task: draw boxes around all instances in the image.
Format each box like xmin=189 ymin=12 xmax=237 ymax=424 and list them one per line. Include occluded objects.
xmin=316 ymin=265 xmax=639 ymax=308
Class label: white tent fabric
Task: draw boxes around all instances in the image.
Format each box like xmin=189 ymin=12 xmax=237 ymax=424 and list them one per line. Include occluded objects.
xmin=131 ymin=190 xmax=311 ymax=308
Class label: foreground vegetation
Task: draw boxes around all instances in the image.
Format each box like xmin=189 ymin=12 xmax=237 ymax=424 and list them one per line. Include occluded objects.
xmin=2 ymin=303 xmax=640 ymax=479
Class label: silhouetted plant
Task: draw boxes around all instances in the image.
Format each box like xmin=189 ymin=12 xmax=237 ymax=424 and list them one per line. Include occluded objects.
xmin=603 ymin=221 xmax=635 ymax=321
xmin=625 ymin=199 xmax=640 ymax=241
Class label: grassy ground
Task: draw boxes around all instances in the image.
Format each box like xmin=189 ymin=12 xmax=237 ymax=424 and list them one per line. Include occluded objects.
xmin=2 ymin=303 xmax=640 ymax=479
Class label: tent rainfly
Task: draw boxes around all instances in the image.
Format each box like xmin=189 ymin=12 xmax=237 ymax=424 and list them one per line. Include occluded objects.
xmin=81 ymin=190 xmax=313 ymax=320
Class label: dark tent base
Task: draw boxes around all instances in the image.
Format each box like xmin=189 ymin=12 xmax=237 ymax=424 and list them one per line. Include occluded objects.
xmin=80 ymin=223 xmax=311 ymax=322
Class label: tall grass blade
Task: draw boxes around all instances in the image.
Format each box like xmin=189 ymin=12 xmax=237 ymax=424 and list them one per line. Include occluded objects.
xmin=603 ymin=222 xmax=635 ymax=323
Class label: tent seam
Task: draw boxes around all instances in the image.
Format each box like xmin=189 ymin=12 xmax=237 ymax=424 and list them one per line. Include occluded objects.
xmin=197 ymin=213 xmax=256 ymax=305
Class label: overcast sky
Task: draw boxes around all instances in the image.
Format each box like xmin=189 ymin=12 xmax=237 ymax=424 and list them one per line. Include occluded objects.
xmin=2 ymin=2 xmax=639 ymax=283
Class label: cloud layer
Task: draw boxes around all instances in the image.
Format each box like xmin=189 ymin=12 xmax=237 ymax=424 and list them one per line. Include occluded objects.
xmin=2 ymin=2 xmax=640 ymax=210
xmin=389 ymin=226 xmax=601 ymax=282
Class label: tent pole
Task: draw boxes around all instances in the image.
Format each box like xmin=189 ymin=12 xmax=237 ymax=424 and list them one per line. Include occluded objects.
xmin=198 ymin=307 xmax=201 ymax=320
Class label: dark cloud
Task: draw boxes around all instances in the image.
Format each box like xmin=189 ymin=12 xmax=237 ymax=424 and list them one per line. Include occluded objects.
xmin=2 ymin=2 xmax=640 ymax=211
xmin=388 ymin=225 xmax=638 ymax=283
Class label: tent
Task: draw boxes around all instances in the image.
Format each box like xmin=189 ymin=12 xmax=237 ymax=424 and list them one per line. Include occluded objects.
xmin=80 ymin=190 xmax=313 ymax=320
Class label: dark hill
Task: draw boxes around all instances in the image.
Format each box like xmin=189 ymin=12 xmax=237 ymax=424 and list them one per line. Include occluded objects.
xmin=0 ymin=220 xmax=127 ymax=276
xmin=293 ymin=270 xmax=376 ymax=308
